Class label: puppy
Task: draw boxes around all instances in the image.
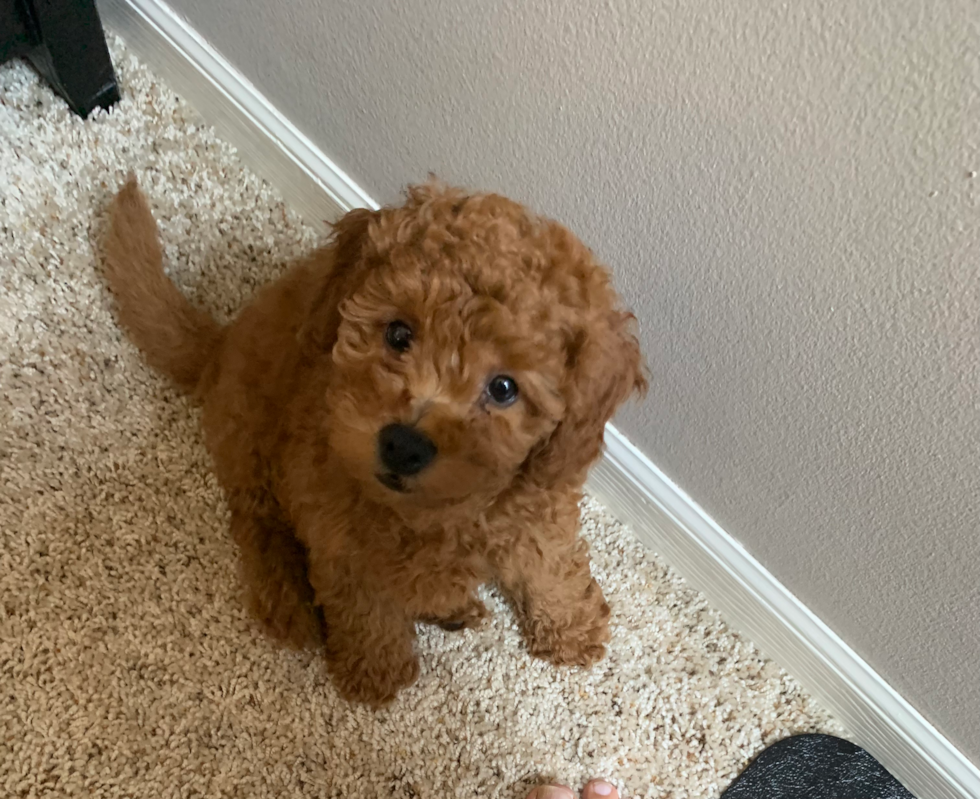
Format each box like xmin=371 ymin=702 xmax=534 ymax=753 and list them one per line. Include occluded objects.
xmin=102 ymin=177 xmax=645 ymax=705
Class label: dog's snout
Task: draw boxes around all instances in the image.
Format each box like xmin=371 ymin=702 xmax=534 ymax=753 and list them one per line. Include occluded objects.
xmin=378 ymin=424 xmax=437 ymax=476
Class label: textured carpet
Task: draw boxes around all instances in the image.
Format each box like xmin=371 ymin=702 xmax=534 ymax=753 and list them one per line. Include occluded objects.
xmin=0 ymin=38 xmax=840 ymax=799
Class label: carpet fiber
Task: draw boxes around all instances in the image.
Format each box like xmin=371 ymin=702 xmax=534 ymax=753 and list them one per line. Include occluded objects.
xmin=0 ymin=38 xmax=840 ymax=799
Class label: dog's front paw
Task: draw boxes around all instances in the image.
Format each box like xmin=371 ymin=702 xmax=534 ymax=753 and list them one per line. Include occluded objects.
xmin=526 ymin=616 xmax=610 ymax=667
xmin=327 ymin=650 xmax=420 ymax=707
xmin=524 ymin=579 xmax=610 ymax=667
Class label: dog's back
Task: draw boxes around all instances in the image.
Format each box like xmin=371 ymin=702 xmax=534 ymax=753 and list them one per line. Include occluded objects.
xmin=102 ymin=177 xmax=223 ymax=392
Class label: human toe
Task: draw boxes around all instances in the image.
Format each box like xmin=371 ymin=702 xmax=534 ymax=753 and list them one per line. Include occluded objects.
xmin=582 ymin=779 xmax=619 ymax=799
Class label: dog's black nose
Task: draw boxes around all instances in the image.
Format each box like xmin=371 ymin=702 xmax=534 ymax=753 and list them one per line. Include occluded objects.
xmin=378 ymin=424 xmax=437 ymax=476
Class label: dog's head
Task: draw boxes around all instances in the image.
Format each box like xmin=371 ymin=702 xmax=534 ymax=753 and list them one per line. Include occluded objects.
xmin=304 ymin=182 xmax=646 ymax=520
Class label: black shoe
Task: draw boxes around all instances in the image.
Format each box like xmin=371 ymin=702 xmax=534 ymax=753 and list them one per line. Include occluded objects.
xmin=721 ymin=734 xmax=914 ymax=799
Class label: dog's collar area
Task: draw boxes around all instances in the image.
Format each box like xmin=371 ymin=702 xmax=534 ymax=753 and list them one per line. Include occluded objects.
xmin=376 ymin=472 xmax=408 ymax=493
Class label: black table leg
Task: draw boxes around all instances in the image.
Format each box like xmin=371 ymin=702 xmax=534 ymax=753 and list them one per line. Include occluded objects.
xmin=17 ymin=0 xmax=120 ymax=117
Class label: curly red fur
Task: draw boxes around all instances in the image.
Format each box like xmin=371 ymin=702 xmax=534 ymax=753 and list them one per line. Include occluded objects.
xmin=103 ymin=176 xmax=646 ymax=706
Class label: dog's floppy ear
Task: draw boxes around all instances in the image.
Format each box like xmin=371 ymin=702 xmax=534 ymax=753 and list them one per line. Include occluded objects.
xmin=525 ymin=295 xmax=646 ymax=489
xmin=301 ymin=207 xmax=378 ymax=353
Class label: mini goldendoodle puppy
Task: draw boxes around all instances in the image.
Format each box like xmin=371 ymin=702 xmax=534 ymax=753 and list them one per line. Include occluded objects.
xmin=103 ymin=177 xmax=645 ymax=705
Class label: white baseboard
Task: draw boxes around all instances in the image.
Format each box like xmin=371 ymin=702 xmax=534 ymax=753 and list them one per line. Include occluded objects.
xmin=95 ymin=2 xmax=980 ymax=797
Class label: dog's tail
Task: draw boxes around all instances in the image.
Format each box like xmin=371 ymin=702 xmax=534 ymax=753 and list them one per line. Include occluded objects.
xmin=102 ymin=176 xmax=223 ymax=393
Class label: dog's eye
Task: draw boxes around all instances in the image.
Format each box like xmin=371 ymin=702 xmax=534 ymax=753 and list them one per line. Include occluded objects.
xmin=385 ymin=320 xmax=413 ymax=353
xmin=486 ymin=375 xmax=519 ymax=407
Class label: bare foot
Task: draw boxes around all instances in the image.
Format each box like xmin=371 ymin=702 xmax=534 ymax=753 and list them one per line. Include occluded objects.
xmin=526 ymin=780 xmax=619 ymax=799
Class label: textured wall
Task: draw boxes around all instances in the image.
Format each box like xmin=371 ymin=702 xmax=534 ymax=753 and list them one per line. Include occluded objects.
xmin=165 ymin=0 xmax=980 ymax=761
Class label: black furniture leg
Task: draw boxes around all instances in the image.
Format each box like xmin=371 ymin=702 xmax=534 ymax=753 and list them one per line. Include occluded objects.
xmin=18 ymin=0 xmax=120 ymax=117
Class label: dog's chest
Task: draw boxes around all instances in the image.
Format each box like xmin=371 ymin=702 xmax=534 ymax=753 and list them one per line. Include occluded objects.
xmin=370 ymin=527 xmax=492 ymax=607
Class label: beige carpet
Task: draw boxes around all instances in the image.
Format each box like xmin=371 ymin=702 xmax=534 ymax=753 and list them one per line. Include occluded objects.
xmin=0 ymin=38 xmax=840 ymax=799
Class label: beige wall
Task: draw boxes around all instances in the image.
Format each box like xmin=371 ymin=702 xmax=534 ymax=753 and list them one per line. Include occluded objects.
xmin=165 ymin=0 xmax=980 ymax=761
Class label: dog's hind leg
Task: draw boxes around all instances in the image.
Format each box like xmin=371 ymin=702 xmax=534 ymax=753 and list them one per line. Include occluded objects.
xmin=230 ymin=500 xmax=324 ymax=650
